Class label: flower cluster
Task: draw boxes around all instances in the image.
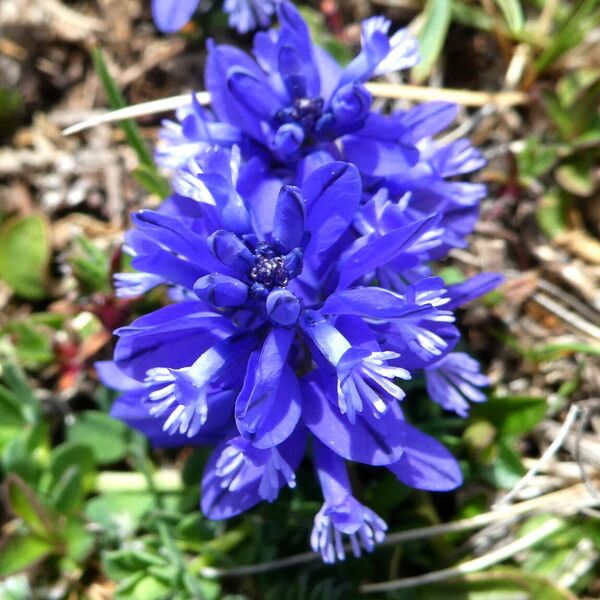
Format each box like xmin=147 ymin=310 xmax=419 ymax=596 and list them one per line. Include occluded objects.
xmin=100 ymin=2 xmax=501 ymax=563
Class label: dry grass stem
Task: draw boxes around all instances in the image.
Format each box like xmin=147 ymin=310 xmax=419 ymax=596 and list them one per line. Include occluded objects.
xmin=197 ymin=483 xmax=600 ymax=579
xmin=493 ymin=405 xmax=582 ymax=508
xmin=359 ymin=519 xmax=565 ymax=592
xmin=62 ymin=84 xmax=530 ymax=137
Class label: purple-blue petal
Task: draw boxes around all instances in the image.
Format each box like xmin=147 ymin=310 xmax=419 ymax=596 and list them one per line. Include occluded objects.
xmin=302 ymin=374 xmax=411 ymax=466
xmin=201 ymin=427 xmax=305 ymax=519
xmin=194 ymin=273 xmax=248 ymax=307
xmin=208 ymin=230 xmax=255 ymax=273
xmin=337 ymin=215 xmax=440 ymax=290
xmin=445 ymin=273 xmax=504 ymax=310
xmin=396 ymin=102 xmax=459 ymax=140
xmin=272 ymin=185 xmax=305 ymax=252
xmin=387 ymin=429 xmax=463 ymax=491
xmin=227 ymin=68 xmax=281 ymax=120
xmin=303 ymin=162 xmax=362 ymax=256
xmin=114 ymin=302 xmax=233 ymax=380
xmin=321 ymin=287 xmax=432 ymax=320
xmin=235 ymin=327 xmax=296 ymax=446
xmin=236 ymin=358 xmax=301 ymax=448
xmin=152 ymin=0 xmax=199 ymax=33
xmin=266 ymin=288 xmax=301 ymax=326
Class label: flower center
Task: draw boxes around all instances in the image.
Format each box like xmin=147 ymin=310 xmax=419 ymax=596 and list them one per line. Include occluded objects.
xmin=276 ymin=96 xmax=325 ymax=135
xmin=249 ymin=242 xmax=289 ymax=289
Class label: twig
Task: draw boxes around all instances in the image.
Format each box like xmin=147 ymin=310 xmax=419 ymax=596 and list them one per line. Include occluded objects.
xmin=542 ymin=415 xmax=600 ymax=470
xmin=359 ymin=518 xmax=564 ymax=593
xmin=575 ymin=404 xmax=600 ymax=504
xmin=364 ymin=83 xmax=529 ymax=106
xmin=197 ymin=483 xmax=599 ymax=579
xmin=493 ymin=405 xmax=582 ymax=508
xmin=1 ymin=0 xmax=105 ymax=41
xmin=62 ymin=85 xmax=530 ymax=136
xmin=522 ymin=459 xmax=592 ymax=480
xmin=532 ymin=292 xmax=600 ymax=342
xmin=537 ymin=279 xmax=600 ymax=328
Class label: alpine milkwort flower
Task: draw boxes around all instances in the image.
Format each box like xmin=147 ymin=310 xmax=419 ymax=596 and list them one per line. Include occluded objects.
xmin=99 ymin=2 xmax=503 ymax=562
xmin=152 ymin=0 xmax=276 ymax=35
xmin=157 ymin=2 xmax=485 ymax=253
xmin=158 ymin=2 xmax=419 ymax=169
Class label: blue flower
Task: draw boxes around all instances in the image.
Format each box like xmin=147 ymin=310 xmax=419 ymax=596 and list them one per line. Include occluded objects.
xmin=223 ymin=0 xmax=276 ymax=34
xmin=311 ymin=441 xmax=387 ymax=563
xmin=99 ymin=148 xmax=497 ymax=559
xmin=157 ymin=2 xmax=419 ymax=168
xmin=156 ymin=3 xmax=486 ymax=256
xmin=425 ymin=352 xmax=489 ymax=417
xmin=151 ymin=0 xmax=275 ymax=35
xmin=99 ymin=3 xmax=503 ymax=562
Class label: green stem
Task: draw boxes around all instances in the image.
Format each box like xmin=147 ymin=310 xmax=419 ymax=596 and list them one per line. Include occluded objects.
xmin=93 ymin=469 xmax=183 ymax=494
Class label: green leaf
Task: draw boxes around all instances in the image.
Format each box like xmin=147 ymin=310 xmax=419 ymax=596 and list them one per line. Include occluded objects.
xmin=69 ymin=236 xmax=112 ymax=293
xmin=520 ymin=517 xmax=595 ymax=585
xmin=104 ymin=547 xmax=168 ymax=581
xmin=2 ymin=320 xmax=55 ymax=368
xmin=526 ymin=341 xmax=600 ymax=362
xmin=50 ymin=442 xmax=96 ymax=483
xmin=0 ymin=535 xmax=53 ymax=577
xmin=0 ymin=87 xmax=25 ymax=140
xmin=536 ymin=191 xmax=569 ymax=239
xmin=0 ymin=363 xmax=38 ymax=412
xmin=494 ymin=0 xmax=524 ymax=32
xmin=1 ymin=421 xmax=50 ymax=487
xmin=540 ymin=90 xmax=575 ymax=141
xmin=126 ymin=576 xmax=171 ymax=600
xmin=555 ymin=159 xmax=595 ymax=197
xmin=464 ymin=420 xmax=497 ymax=457
xmin=190 ymin=576 xmax=221 ymax=600
xmin=91 ymin=48 xmax=153 ymax=166
xmin=4 ymin=475 xmax=57 ymax=540
xmin=560 ymin=80 xmax=600 ymax=137
xmin=470 ymin=395 xmax=547 ymax=436
xmin=557 ymin=68 xmax=600 ymax=107
xmin=133 ymin=164 xmax=171 ymax=200
xmin=0 ymin=362 xmax=40 ymax=426
xmin=437 ymin=266 xmax=466 ymax=285
xmin=516 ymin=138 xmax=559 ymax=183
xmin=113 ymin=572 xmax=145 ymax=598
xmin=63 ymin=517 xmax=95 ymax=563
xmin=486 ymin=439 xmax=526 ymax=488
xmin=175 ymin=513 xmax=217 ymax=547
xmin=0 ymin=385 xmax=25 ymax=427
xmin=85 ymin=492 xmax=155 ymax=536
xmin=298 ymin=6 xmax=353 ymax=66
xmin=50 ymin=466 xmax=84 ymax=513
xmin=47 ymin=443 xmax=95 ymax=512
xmin=412 ymin=0 xmax=452 ymax=84
xmin=452 ymin=2 xmax=494 ymax=30
xmin=67 ymin=410 xmax=132 ymax=465
xmin=0 ymin=215 xmax=50 ymax=300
